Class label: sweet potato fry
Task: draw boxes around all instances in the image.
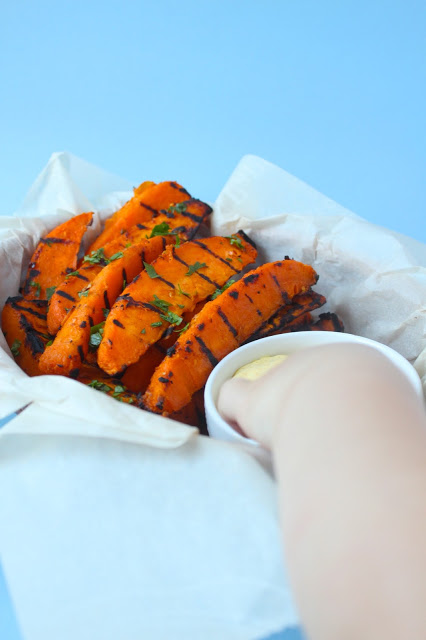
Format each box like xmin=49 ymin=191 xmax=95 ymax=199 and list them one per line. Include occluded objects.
xmin=88 ymin=181 xmax=191 ymax=252
xmin=39 ymin=237 xmax=170 ymax=377
xmin=97 ymin=232 xmax=258 ymax=375
xmin=245 ymin=290 xmax=326 ymax=342
xmin=23 ymin=212 xmax=93 ymax=300
xmin=142 ymin=258 xmax=318 ymax=414
xmin=309 ymin=312 xmax=344 ymax=332
xmin=1 ymin=296 xmax=51 ymax=376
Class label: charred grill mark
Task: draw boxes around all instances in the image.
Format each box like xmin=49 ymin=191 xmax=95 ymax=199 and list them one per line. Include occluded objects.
xmin=122 ymin=268 xmax=128 ymax=285
xmin=88 ymin=316 xmax=94 ymax=327
xmin=171 ymin=248 xmax=219 ymax=286
xmin=155 ymin=397 xmax=165 ymax=411
xmin=117 ymin=294 xmax=141 ymax=308
xmin=243 ymin=273 xmax=259 ymax=285
xmin=19 ymin=316 xmax=45 ymax=355
xmin=236 ymin=229 xmax=256 ymax=249
xmin=176 ymin=209 xmax=203 ymax=223
xmin=228 ymin=290 xmax=239 ymax=300
xmin=161 ymin=236 xmax=167 ymax=251
xmin=11 ymin=303 xmax=47 ymax=320
xmin=140 ymin=203 xmax=158 ymax=215
xmin=195 ymin=335 xmax=218 ymax=367
xmin=103 ymin=290 xmax=110 ymax=309
xmin=136 ymin=223 xmax=148 ymax=230
xmin=74 ymin=273 xmax=90 ymax=282
xmin=140 ymin=249 xmax=146 ymax=264
xmin=69 ymin=368 xmax=80 ymax=379
xmin=161 ymin=209 xmax=175 ymax=219
xmin=40 ymin=237 xmax=68 ymax=244
xmin=158 ymin=376 xmax=171 ymax=385
xmin=170 ymin=183 xmax=191 ymax=195
xmin=192 ymin=240 xmax=240 ymax=273
xmin=56 ymin=290 xmax=76 ymax=302
xmin=156 ymin=275 xmax=175 ymax=289
xmin=141 ymin=302 xmax=163 ymax=315
xmin=77 ymin=345 xmax=84 ymax=361
xmin=218 ymin=308 xmax=238 ymax=338
xmin=167 ymin=343 xmax=177 ymax=357
xmin=197 ymin=323 xmax=205 ymax=331
xmin=80 ymin=320 xmax=87 ymax=328
xmin=113 ymin=319 xmax=125 ymax=329
xmin=271 ymin=274 xmax=291 ymax=304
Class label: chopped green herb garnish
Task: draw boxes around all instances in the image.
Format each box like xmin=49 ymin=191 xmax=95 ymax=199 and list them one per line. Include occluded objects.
xmin=108 ymin=251 xmax=124 ymax=262
xmin=125 ymin=242 xmax=132 ymax=248
xmin=112 ymin=385 xmax=126 ymax=398
xmin=151 ymin=295 xmax=171 ymax=313
xmin=144 ymin=262 xmax=159 ymax=278
xmin=226 ymin=234 xmax=244 ymax=250
xmin=174 ymin=235 xmax=181 ymax=247
xmin=177 ymin=303 xmax=185 ymax=309
xmin=151 ymin=321 xmax=163 ymax=327
xmin=102 ymin=308 xmax=110 ymax=318
xmin=140 ymin=328 xmax=146 ymax=334
xmin=160 ymin=311 xmax=182 ymax=326
xmin=186 ymin=261 xmax=207 ymax=276
xmin=65 ymin=270 xmax=80 ymax=279
xmin=29 ymin=280 xmax=41 ymax=298
xmin=46 ymin=340 xmax=53 ymax=347
xmin=78 ymin=288 xmax=90 ymax=298
xmin=122 ymin=279 xmax=127 ymax=290
xmin=226 ymin=257 xmax=232 ymax=262
xmin=88 ymin=380 xmax=112 ymax=393
xmin=46 ymin=286 xmax=56 ymax=301
xmin=211 ymin=278 xmax=236 ymax=300
xmin=177 ymin=283 xmax=190 ymax=298
xmin=83 ymin=248 xmax=108 ymax=265
xmin=168 ymin=202 xmax=187 ymax=215
xmin=148 ymin=222 xmax=171 ymax=238
xmin=89 ymin=321 xmax=105 ymax=348
xmin=175 ymin=322 xmax=189 ymax=334
xmin=44 ymin=239 xmax=54 ymax=247
xmin=11 ymin=339 xmax=21 ymax=357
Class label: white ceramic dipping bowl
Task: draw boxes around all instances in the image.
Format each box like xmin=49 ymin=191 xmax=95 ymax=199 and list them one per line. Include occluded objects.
xmin=204 ymin=331 xmax=423 ymax=451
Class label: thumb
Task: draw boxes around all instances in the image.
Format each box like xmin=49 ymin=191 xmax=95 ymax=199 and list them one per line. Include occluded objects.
xmin=217 ymin=377 xmax=253 ymax=436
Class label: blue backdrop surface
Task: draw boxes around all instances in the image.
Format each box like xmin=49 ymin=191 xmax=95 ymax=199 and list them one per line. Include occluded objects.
xmin=0 ymin=0 xmax=425 ymax=242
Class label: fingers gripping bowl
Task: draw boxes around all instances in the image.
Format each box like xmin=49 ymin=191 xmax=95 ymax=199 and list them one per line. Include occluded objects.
xmin=204 ymin=331 xmax=424 ymax=448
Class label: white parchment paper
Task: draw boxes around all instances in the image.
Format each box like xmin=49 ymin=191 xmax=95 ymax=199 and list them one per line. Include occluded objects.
xmin=0 ymin=152 xmax=425 ymax=640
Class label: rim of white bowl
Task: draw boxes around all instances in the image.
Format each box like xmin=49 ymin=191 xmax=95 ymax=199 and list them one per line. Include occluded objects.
xmin=204 ymin=331 xmax=423 ymax=445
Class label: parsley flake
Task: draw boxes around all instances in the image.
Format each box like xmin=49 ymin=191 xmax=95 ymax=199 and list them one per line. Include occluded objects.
xmin=151 ymin=295 xmax=171 ymax=313
xmin=226 ymin=234 xmax=244 ymax=250
xmin=88 ymin=380 xmax=112 ymax=394
xmin=11 ymin=339 xmax=21 ymax=357
xmin=148 ymin=222 xmax=171 ymax=238
xmin=151 ymin=321 xmax=163 ymax=327
xmin=175 ymin=322 xmax=190 ymax=334
xmin=29 ymin=280 xmax=41 ymax=298
xmin=177 ymin=284 xmax=190 ymax=298
xmin=186 ymin=261 xmax=207 ymax=276
xmin=144 ymin=262 xmax=159 ymax=278
xmin=167 ymin=202 xmax=187 ymax=215
xmin=160 ymin=311 xmax=182 ymax=326
xmin=46 ymin=286 xmax=56 ymax=301
xmin=211 ymin=278 xmax=236 ymax=300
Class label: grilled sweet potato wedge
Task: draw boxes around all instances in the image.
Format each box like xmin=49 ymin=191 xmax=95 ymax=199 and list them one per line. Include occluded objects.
xmin=39 ymin=237 xmax=171 ymax=377
xmin=1 ymin=296 xmax=51 ymax=376
xmin=97 ymin=233 xmax=257 ymax=375
xmin=143 ymin=258 xmax=318 ymax=414
xmin=22 ymin=212 xmax=93 ymax=300
xmin=88 ymin=181 xmax=191 ymax=252
xmin=309 ymin=312 xmax=344 ymax=332
xmin=245 ymin=290 xmax=326 ymax=342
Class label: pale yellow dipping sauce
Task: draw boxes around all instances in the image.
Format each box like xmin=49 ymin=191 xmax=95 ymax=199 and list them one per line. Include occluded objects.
xmin=233 ymin=354 xmax=288 ymax=381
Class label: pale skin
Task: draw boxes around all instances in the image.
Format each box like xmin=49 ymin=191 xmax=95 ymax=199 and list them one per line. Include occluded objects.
xmin=218 ymin=344 xmax=426 ymax=640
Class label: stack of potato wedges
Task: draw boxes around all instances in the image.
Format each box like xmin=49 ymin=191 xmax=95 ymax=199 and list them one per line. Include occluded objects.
xmin=1 ymin=180 xmax=343 ymax=430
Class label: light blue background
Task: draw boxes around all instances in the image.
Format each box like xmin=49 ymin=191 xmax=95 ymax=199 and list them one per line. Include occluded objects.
xmin=1 ymin=0 xmax=425 ymax=243
xmin=0 ymin=2 xmax=425 ymax=638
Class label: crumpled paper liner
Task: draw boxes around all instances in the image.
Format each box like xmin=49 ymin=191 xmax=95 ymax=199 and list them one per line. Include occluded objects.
xmin=0 ymin=152 xmax=425 ymax=639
